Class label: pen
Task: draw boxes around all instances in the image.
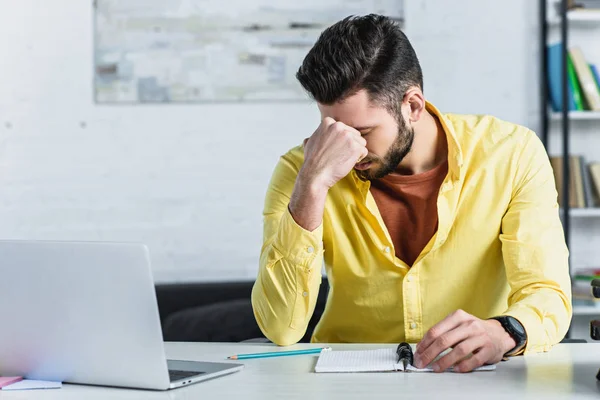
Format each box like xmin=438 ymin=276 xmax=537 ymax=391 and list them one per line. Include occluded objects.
xmin=396 ymin=342 xmax=413 ymax=371
xmin=227 ymin=347 xmax=329 ymax=360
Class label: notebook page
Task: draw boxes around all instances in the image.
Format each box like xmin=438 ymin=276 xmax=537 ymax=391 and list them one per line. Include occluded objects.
xmin=315 ymin=348 xmax=399 ymax=372
xmin=405 ymin=364 xmax=496 ymax=372
xmin=405 ymin=348 xmax=497 ymax=372
xmin=314 ymin=348 xmax=497 ymax=373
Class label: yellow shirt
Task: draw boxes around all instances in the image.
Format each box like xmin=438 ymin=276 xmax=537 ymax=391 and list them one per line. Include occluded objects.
xmin=251 ymin=102 xmax=572 ymax=353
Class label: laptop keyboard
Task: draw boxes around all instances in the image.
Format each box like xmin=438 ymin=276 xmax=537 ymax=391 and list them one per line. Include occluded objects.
xmin=169 ymin=369 xmax=204 ymax=382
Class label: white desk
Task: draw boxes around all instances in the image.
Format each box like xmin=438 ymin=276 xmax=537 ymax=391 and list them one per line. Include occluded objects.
xmin=2 ymin=343 xmax=600 ymax=399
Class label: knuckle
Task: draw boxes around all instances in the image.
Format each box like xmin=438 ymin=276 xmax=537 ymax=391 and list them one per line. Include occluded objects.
xmin=453 ymin=344 xmax=469 ymax=359
xmin=454 ymin=309 xmax=466 ymax=317
xmin=438 ymin=335 xmax=451 ymax=350
xmin=332 ymin=121 xmax=346 ymax=131
xmin=427 ymin=328 xmax=440 ymax=341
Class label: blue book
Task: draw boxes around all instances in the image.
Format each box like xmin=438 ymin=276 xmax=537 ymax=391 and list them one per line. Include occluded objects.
xmin=547 ymin=43 xmax=576 ymax=111
xmin=591 ymin=64 xmax=600 ymax=92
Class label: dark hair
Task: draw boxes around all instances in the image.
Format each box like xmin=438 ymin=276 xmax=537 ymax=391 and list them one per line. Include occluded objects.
xmin=296 ymin=14 xmax=423 ymax=117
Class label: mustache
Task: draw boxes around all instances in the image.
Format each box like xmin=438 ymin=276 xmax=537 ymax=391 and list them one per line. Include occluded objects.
xmin=359 ymin=156 xmax=379 ymax=164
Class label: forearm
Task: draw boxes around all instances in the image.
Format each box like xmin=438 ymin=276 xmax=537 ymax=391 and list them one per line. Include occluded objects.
xmin=289 ymin=168 xmax=329 ymax=232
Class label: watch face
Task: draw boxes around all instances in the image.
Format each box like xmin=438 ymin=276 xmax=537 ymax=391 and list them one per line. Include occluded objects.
xmin=507 ymin=317 xmax=526 ymax=336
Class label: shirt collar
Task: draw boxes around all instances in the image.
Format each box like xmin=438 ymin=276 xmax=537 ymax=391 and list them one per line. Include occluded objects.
xmin=426 ymin=101 xmax=463 ymax=183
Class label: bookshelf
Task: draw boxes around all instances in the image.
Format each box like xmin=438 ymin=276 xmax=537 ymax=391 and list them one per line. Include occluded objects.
xmin=573 ymin=305 xmax=600 ymax=316
xmin=567 ymin=9 xmax=600 ymax=21
xmin=541 ymin=1 xmax=600 ymax=323
xmin=567 ymin=208 xmax=600 ymax=217
xmin=549 ymin=9 xmax=600 ymax=25
xmin=550 ymin=110 xmax=600 ymax=119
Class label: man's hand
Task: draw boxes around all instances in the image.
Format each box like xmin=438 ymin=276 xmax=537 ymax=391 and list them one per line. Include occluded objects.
xmin=301 ymin=117 xmax=368 ymax=190
xmin=288 ymin=118 xmax=368 ymax=232
xmin=414 ymin=310 xmax=516 ymax=373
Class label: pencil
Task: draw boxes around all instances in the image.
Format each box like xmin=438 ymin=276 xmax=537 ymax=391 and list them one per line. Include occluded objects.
xmin=227 ymin=347 xmax=329 ymax=360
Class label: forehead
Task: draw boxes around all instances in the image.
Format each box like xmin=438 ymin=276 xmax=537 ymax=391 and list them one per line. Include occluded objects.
xmin=317 ymin=90 xmax=389 ymax=127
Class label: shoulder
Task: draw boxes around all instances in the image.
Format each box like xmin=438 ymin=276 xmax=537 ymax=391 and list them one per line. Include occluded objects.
xmin=443 ymin=112 xmax=539 ymax=164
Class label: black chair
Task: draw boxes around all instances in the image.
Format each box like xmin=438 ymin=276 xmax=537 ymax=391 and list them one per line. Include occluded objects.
xmin=157 ymin=280 xmax=330 ymax=343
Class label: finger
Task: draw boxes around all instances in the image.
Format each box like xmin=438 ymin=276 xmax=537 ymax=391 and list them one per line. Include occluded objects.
xmin=358 ymin=147 xmax=368 ymax=161
xmin=415 ymin=323 xmax=473 ymax=369
xmin=416 ymin=310 xmax=471 ymax=356
xmin=330 ymin=121 xmax=361 ymax=137
xmin=454 ymin=346 xmax=494 ymax=373
xmin=430 ymin=333 xmax=487 ymax=373
xmin=322 ymin=116 xmax=337 ymax=126
xmin=353 ymin=135 xmax=367 ymax=147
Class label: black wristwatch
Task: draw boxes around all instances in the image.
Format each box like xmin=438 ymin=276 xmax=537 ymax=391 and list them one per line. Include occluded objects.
xmin=489 ymin=316 xmax=527 ymax=356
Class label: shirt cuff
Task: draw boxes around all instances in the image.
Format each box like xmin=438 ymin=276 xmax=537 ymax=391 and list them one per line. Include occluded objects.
xmin=502 ymin=306 xmax=551 ymax=354
xmin=272 ymin=208 xmax=324 ymax=268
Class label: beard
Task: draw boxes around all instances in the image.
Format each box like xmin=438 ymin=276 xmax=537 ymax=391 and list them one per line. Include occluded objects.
xmin=355 ymin=117 xmax=415 ymax=181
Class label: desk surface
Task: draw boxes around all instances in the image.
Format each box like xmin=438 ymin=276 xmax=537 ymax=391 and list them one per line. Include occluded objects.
xmin=2 ymin=343 xmax=600 ymax=399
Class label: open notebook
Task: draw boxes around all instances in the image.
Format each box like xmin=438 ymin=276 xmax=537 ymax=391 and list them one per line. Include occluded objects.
xmin=314 ymin=348 xmax=496 ymax=373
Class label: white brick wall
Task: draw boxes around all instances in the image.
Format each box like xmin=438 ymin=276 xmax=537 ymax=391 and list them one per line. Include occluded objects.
xmin=0 ymin=0 xmax=318 ymax=282
xmin=3 ymin=0 xmax=589 ymax=284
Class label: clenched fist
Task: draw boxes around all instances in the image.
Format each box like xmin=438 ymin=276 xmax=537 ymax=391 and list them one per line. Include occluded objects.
xmin=288 ymin=118 xmax=369 ymax=232
xmin=301 ymin=117 xmax=368 ymax=190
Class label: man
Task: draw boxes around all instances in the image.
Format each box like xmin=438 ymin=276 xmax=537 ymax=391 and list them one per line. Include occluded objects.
xmin=251 ymin=14 xmax=571 ymax=373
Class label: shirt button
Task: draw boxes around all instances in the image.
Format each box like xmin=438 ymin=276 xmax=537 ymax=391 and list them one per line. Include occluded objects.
xmin=410 ymin=322 xmax=417 ymax=329
xmin=302 ymin=291 xmax=308 ymax=297
xmin=384 ymin=246 xmax=391 ymax=253
xmin=406 ymin=276 xmax=412 ymax=283
xmin=307 ymin=246 xmax=314 ymax=253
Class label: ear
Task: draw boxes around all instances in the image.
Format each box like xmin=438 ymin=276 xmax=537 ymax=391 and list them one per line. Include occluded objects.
xmin=403 ymin=87 xmax=426 ymax=124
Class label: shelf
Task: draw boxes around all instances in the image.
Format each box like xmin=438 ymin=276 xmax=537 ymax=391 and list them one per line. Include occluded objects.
xmin=573 ymin=305 xmax=600 ymax=316
xmin=560 ymin=208 xmax=600 ymax=217
xmin=567 ymin=9 xmax=600 ymax=22
xmin=550 ymin=111 xmax=600 ymax=120
xmin=548 ymin=9 xmax=600 ymax=25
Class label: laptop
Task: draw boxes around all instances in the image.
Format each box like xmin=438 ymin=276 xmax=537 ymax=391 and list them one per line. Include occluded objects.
xmin=0 ymin=240 xmax=243 ymax=390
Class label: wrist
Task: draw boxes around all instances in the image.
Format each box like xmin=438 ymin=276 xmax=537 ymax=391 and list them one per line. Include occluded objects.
xmin=297 ymin=167 xmax=330 ymax=196
xmin=487 ymin=319 xmax=517 ymax=354
xmin=488 ymin=316 xmax=527 ymax=356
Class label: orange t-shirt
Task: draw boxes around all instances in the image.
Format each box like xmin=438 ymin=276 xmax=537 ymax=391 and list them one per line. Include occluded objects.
xmin=370 ymin=160 xmax=449 ymax=266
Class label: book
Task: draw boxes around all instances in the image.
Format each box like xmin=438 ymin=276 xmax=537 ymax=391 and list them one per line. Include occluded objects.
xmin=589 ymin=163 xmax=600 ymax=205
xmin=569 ymin=0 xmax=600 ymax=9
xmin=548 ymin=43 xmax=577 ymax=111
xmin=591 ymin=64 xmax=600 ymax=91
xmin=569 ymin=47 xmax=600 ymax=111
xmin=314 ymin=347 xmax=496 ymax=373
xmin=568 ymin=55 xmax=586 ymax=110
xmin=571 ymin=156 xmax=586 ymax=208
xmin=550 ymin=156 xmax=584 ymax=208
xmin=581 ymin=157 xmax=595 ymax=207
